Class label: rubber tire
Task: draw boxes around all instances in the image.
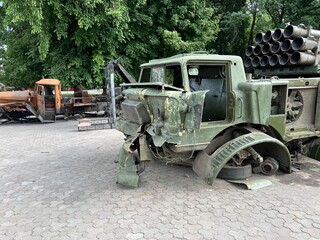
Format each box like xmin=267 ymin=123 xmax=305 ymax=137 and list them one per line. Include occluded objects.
xmin=217 ymin=164 xmax=252 ymax=180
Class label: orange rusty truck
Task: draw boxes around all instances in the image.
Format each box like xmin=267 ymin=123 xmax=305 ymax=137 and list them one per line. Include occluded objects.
xmin=0 ymin=79 xmax=107 ymax=123
xmin=0 ymin=79 xmax=62 ymax=122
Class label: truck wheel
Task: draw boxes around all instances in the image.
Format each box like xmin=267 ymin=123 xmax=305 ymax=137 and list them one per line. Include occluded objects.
xmin=217 ymin=164 xmax=252 ymax=180
xmin=260 ymin=157 xmax=279 ymax=176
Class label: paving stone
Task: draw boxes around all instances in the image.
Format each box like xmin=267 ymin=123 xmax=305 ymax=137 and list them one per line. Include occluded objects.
xmin=142 ymin=227 xmax=158 ymax=239
xmin=312 ymin=222 xmax=320 ymax=229
xmin=125 ymin=232 xmax=144 ymax=240
xmin=283 ymin=221 xmax=303 ymax=233
xmin=1 ymin=121 xmax=320 ymax=240
xmin=289 ymin=232 xmax=312 ymax=240
xmin=301 ymin=227 xmax=320 ymax=238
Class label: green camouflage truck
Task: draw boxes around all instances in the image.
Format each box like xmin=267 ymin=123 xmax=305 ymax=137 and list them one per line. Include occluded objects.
xmin=113 ymin=25 xmax=320 ymax=187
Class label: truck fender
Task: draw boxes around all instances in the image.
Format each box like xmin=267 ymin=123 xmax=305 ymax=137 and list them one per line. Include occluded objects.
xmin=192 ymin=132 xmax=291 ymax=185
xmin=117 ymin=135 xmax=140 ymax=187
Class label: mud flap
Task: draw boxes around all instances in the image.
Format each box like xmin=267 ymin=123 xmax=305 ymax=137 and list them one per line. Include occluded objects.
xmin=117 ymin=137 xmax=139 ymax=187
xmin=192 ymin=132 xmax=291 ymax=185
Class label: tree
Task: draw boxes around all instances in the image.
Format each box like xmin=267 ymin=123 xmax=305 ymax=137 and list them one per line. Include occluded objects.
xmin=2 ymin=0 xmax=130 ymax=88
xmin=1 ymin=0 xmax=220 ymax=88
xmin=263 ymin=0 xmax=320 ymax=28
xmin=0 ymin=24 xmax=44 ymax=88
xmin=116 ymin=0 xmax=220 ymax=75
xmin=211 ymin=0 xmax=249 ymax=56
xmin=0 ymin=4 xmax=7 ymax=84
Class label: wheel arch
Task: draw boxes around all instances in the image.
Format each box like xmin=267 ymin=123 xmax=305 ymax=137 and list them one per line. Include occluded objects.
xmin=204 ymin=124 xmax=283 ymax=155
xmin=193 ymin=128 xmax=291 ymax=185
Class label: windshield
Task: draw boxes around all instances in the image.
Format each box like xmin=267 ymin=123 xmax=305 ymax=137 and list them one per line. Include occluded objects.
xmin=140 ymin=65 xmax=183 ymax=89
xmin=151 ymin=66 xmax=165 ymax=83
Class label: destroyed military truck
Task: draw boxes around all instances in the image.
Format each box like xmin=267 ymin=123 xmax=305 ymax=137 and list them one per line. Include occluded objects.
xmin=0 ymin=79 xmax=62 ymax=122
xmin=112 ymin=24 xmax=320 ymax=187
xmin=0 ymin=79 xmax=109 ymax=123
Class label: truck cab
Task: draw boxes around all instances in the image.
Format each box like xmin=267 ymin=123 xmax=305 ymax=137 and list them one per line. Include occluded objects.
xmin=0 ymin=79 xmax=62 ymax=122
xmin=115 ymin=53 xmax=302 ymax=187
xmin=31 ymin=79 xmax=62 ymax=122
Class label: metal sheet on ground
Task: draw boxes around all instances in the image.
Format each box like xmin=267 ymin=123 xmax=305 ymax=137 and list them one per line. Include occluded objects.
xmin=228 ymin=179 xmax=273 ymax=190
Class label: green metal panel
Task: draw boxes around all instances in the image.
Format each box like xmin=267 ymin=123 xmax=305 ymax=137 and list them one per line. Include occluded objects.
xmin=117 ymin=138 xmax=139 ymax=187
xmin=268 ymin=115 xmax=286 ymax=137
xmin=238 ymin=81 xmax=273 ymax=124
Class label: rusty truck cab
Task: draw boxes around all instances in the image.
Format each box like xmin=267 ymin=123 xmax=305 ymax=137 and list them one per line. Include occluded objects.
xmin=32 ymin=79 xmax=62 ymax=122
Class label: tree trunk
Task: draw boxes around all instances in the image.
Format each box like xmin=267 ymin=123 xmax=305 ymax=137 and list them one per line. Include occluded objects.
xmin=248 ymin=10 xmax=257 ymax=46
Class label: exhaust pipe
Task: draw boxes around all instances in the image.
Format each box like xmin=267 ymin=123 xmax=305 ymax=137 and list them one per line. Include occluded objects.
xmin=252 ymin=56 xmax=261 ymax=67
xmin=245 ymin=46 xmax=255 ymax=57
xmin=292 ymin=36 xmax=318 ymax=51
xmin=262 ymin=43 xmax=272 ymax=54
xmin=272 ymin=28 xmax=284 ymax=41
xmin=260 ymin=55 xmax=271 ymax=67
xmin=244 ymin=57 xmax=253 ymax=68
xmin=263 ymin=30 xmax=274 ymax=43
xmin=269 ymin=55 xmax=280 ymax=66
xmin=281 ymin=39 xmax=293 ymax=52
xmin=271 ymin=41 xmax=281 ymax=54
xmin=290 ymin=51 xmax=316 ymax=65
xmin=255 ymin=32 xmax=265 ymax=44
xmin=279 ymin=53 xmax=292 ymax=66
xmin=253 ymin=44 xmax=262 ymax=56
xmin=284 ymin=24 xmax=320 ymax=38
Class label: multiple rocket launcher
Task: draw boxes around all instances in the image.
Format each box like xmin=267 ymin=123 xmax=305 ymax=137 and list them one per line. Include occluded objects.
xmin=245 ymin=24 xmax=320 ymax=68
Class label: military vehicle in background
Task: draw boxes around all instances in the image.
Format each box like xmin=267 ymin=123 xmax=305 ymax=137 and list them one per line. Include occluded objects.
xmin=113 ymin=24 xmax=320 ymax=187
xmin=0 ymin=79 xmax=62 ymax=122
xmin=0 ymin=79 xmax=108 ymax=123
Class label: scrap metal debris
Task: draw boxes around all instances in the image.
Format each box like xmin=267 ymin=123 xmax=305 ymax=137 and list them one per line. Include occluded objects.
xmin=228 ymin=179 xmax=272 ymax=190
xmin=78 ymin=118 xmax=110 ymax=131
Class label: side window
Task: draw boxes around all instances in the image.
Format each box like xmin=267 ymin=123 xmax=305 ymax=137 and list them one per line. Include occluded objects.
xmin=151 ymin=67 xmax=165 ymax=83
xmin=187 ymin=64 xmax=227 ymax=122
xmin=166 ymin=65 xmax=183 ymax=88
xmin=45 ymin=86 xmax=54 ymax=95
xmin=140 ymin=68 xmax=151 ymax=82
xmin=188 ymin=65 xmax=226 ymax=92
xmin=140 ymin=65 xmax=183 ymax=88
xmin=165 ymin=68 xmax=174 ymax=85
xmin=38 ymin=85 xmax=45 ymax=96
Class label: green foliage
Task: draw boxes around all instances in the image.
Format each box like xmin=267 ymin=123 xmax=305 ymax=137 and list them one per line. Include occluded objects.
xmin=212 ymin=0 xmax=249 ymax=56
xmin=1 ymin=0 xmax=219 ymax=88
xmin=122 ymin=0 xmax=220 ymax=75
xmin=1 ymin=1 xmax=320 ymax=88
xmin=1 ymin=25 xmax=44 ymax=88
xmin=2 ymin=0 xmax=130 ymax=88
xmin=0 ymin=5 xmax=6 ymax=83
xmin=263 ymin=0 xmax=320 ymax=28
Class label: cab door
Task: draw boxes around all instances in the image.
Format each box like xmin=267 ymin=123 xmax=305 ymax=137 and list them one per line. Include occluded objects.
xmin=35 ymin=85 xmax=45 ymax=119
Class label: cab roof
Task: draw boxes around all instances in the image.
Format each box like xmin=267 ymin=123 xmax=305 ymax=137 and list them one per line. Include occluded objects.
xmin=36 ymin=79 xmax=60 ymax=86
xmin=140 ymin=52 xmax=243 ymax=67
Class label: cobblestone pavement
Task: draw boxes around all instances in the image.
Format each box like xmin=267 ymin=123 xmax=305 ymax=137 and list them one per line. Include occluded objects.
xmin=1 ymin=120 xmax=320 ymax=240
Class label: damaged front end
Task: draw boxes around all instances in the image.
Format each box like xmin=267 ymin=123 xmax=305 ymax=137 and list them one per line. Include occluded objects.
xmin=115 ymin=86 xmax=207 ymax=187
